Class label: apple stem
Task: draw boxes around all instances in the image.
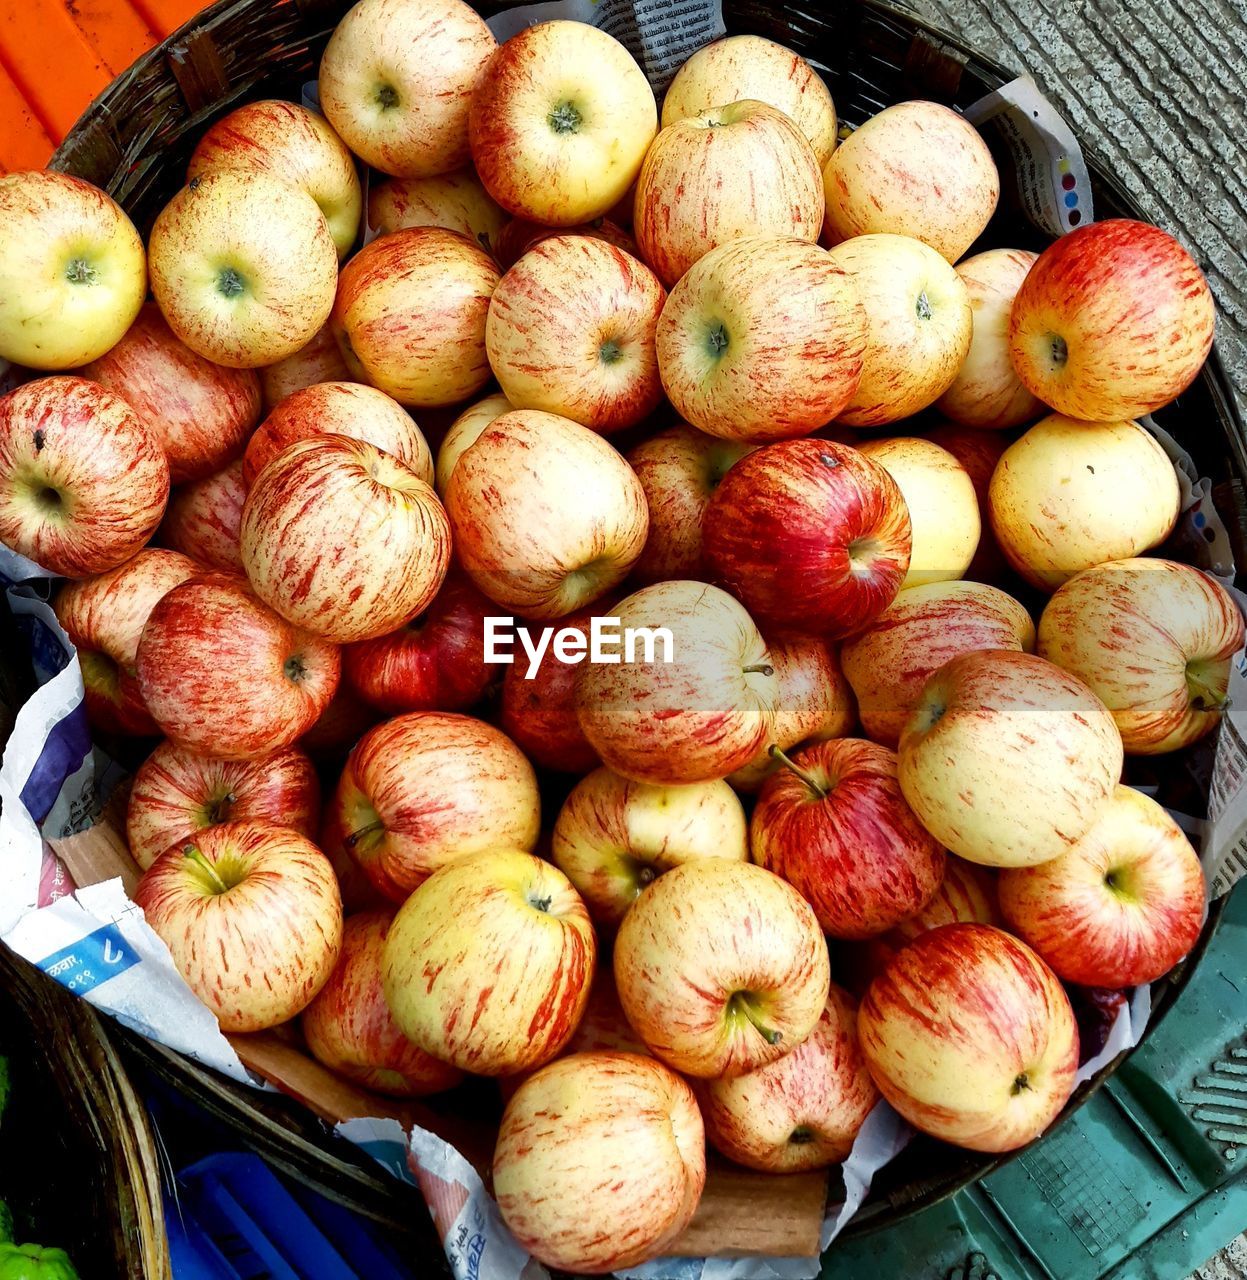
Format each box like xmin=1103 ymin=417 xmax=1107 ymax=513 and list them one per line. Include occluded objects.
xmin=735 ymin=995 xmax=784 ymax=1045
xmin=1188 ymin=669 xmax=1230 ymax=712
xmin=182 ymin=844 xmax=229 ymax=894
xmin=768 ymin=745 xmax=828 ymax=799
xmin=344 ymin=820 xmax=384 ymax=849
xmin=742 ymin=663 xmax=774 ymax=677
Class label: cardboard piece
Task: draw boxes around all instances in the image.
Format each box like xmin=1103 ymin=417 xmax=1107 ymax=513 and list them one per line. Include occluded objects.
xmin=46 ymin=814 xmax=829 ymax=1259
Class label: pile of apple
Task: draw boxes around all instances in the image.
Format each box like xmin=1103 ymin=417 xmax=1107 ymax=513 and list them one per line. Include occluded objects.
xmin=0 ymin=0 xmax=1236 ymax=1270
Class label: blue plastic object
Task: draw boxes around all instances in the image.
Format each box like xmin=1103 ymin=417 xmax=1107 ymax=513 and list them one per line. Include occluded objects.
xmin=167 ymin=1152 xmax=415 ymax=1280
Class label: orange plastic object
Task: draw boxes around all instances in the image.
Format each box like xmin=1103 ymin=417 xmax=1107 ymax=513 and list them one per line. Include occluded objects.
xmin=0 ymin=0 xmax=204 ymax=174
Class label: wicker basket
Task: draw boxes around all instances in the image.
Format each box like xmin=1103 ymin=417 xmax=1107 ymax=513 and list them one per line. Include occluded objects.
xmin=0 ymin=945 xmax=170 ymax=1278
xmin=44 ymin=0 xmax=1247 ymax=1251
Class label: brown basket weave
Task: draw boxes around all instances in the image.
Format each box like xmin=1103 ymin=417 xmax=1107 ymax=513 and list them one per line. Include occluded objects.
xmin=45 ymin=0 xmax=1247 ymax=1252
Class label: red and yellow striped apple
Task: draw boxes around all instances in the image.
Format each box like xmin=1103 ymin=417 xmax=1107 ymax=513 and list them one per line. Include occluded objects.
xmin=160 ymin=459 xmax=246 ymax=574
xmin=0 ymin=377 xmax=169 ymax=578
xmin=858 ymin=923 xmax=1078 ymax=1152
xmin=126 ymin=738 xmax=320 ymax=871
xmin=614 ymin=858 xmax=830 ymax=1078
xmin=368 ymin=169 xmax=507 ymax=255
xmin=259 ymin=323 xmax=351 ymax=410
xmin=656 ymin=236 xmax=867 ymax=441
xmin=898 ymin=650 xmax=1123 ymax=867
xmin=433 ymin=392 xmax=512 ymax=496
xmin=923 ymin=422 xmax=1011 ymax=582
xmin=383 ymin=847 xmax=595 ymax=1074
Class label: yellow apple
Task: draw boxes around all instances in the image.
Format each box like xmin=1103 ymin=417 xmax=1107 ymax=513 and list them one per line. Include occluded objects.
xmin=368 ymin=168 xmax=506 ymax=256
xmin=434 ymin=392 xmax=512 ymax=496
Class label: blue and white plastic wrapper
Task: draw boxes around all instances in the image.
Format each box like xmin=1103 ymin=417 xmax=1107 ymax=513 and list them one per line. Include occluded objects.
xmin=0 ymin=15 xmax=1243 ymax=1280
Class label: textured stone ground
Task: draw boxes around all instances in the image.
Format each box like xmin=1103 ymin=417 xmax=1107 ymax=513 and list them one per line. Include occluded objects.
xmin=912 ymin=0 xmax=1247 ymax=420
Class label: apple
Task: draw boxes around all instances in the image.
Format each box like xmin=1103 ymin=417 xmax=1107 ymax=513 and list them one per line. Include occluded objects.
xmin=300 ymin=682 xmax=380 ymax=759
xmin=751 ymin=737 xmax=946 ymax=939
xmin=53 ymin=548 xmax=198 ymax=736
xmin=433 ymin=392 xmax=512 ymax=496
xmin=551 ymin=768 xmax=748 ymax=927
xmin=302 ymin=911 xmax=463 ymax=1096
xmin=899 ymin=650 xmax=1123 ymax=867
xmin=998 ymin=785 xmax=1206 ymax=987
xmin=827 ymin=233 xmax=973 ymax=426
xmin=852 ymin=856 xmax=1001 ymax=987
xmin=486 ymin=235 xmax=665 ymax=434
xmin=634 ymin=100 xmax=823 ymax=287
xmin=1037 ymin=556 xmax=1245 ymax=754
xmin=934 ymin=249 xmax=1043 ymax=429
xmin=331 ymin=226 xmax=500 ymax=408
xmin=858 ymin=923 xmax=1078 ymax=1153
xmin=626 ymin=423 xmax=753 ymax=584
xmin=318 ymin=0 xmax=496 ymax=179
xmin=614 ymin=858 xmax=830 ymax=1077
xmin=470 ymin=21 xmax=657 ymax=226
xmin=383 ymin=847 xmax=595 ymax=1073
xmin=0 ymin=377 xmax=169 ymax=578
xmin=260 ymin=323 xmax=351 ymax=411
xmin=841 ymin=580 xmax=1035 ymax=748
xmin=342 ymin=570 xmax=496 ymax=712
xmin=988 ymin=414 xmax=1181 ymax=591
xmin=79 ymin=302 xmax=261 ymax=483
xmin=368 ymin=169 xmax=507 ymax=257
xmin=822 ymin=101 xmax=999 ymax=262
xmin=698 ymin=985 xmax=878 ymax=1173
xmin=499 ymin=599 xmax=607 ymax=775
xmin=494 ymin=1052 xmax=704 ymax=1274
xmin=160 ymin=459 xmax=246 ymax=574
xmin=924 ymin=421 xmax=1011 ymax=582
xmin=1009 ymin=219 xmax=1215 ymax=421
xmin=728 ymin=635 xmax=856 ymax=791
xmin=127 ymin=738 xmax=320 ymax=871
xmin=148 ymin=171 xmax=339 ymax=369
xmin=241 ymin=436 xmax=450 ymax=644
xmin=136 ymin=573 xmax=340 ymax=760
xmin=701 ymin=438 xmax=911 ymax=636
xmin=562 ymin=971 xmax=650 ymax=1058
xmin=575 ymin=580 xmax=779 ymax=786
xmin=656 ymin=236 xmax=867 ymax=441
xmin=133 ymin=820 xmax=342 ymax=1033
xmin=857 ymin=437 xmax=980 ymax=589
xmin=445 ymin=409 xmax=647 ymax=619
xmin=241 ymin=381 xmax=433 ymax=488
xmin=187 ymin=99 xmax=362 ymax=258
xmin=662 ymin=35 xmax=838 ymax=167
xmin=493 ymin=216 xmax=638 ymax=269
xmin=0 ymin=170 xmax=145 ymax=369
xmin=327 ymin=710 xmax=540 ymax=901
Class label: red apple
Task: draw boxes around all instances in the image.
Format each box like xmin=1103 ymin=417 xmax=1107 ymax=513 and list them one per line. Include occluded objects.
xmin=859 ymin=923 xmax=1078 ymax=1152
xmin=136 ymin=573 xmax=340 ymax=760
xmin=79 ymin=302 xmax=261 ymax=483
xmin=999 ymin=785 xmax=1206 ymax=987
xmin=241 ymin=381 xmax=433 ymax=488
xmin=498 ymin=600 xmax=606 ymax=775
xmin=342 ymin=571 xmax=496 ymax=713
xmin=702 ymin=438 xmax=911 ymax=637
xmin=327 ymin=710 xmax=540 ymax=901
xmin=751 ymin=738 xmax=945 ymax=939
xmin=302 ymin=911 xmax=463 ymax=1096
xmin=0 ymin=377 xmax=169 ymax=578
xmin=331 ymin=226 xmax=500 ymax=408
xmin=840 ymin=580 xmax=1035 ymax=748
xmin=494 ymin=1052 xmax=704 ymax=1274
xmin=382 ymin=848 xmax=596 ymax=1074
xmin=698 ymin=985 xmax=878 ymax=1172
xmin=493 ymin=216 xmax=638 ymax=269
xmin=486 ymin=235 xmax=666 ymax=434
xmin=575 ymin=581 xmax=779 ymax=785
xmin=53 ymin=548 xmax=198 ymax=736
xmin=160 ymin=459 xmax=247 ymax=574
xmin=1009 ymin=219 xmax=1215 ymax=422
xmin=241 ymin=436 xmax=451 ymax=644
xmin=260 ymin=323 xmax=351 ymax=410
xmin=300 ymin=682 xmax=381 ymax=759
xmin=614 ymin=858 xmax=830 ymax=1078
xmin=126 ymin=739 xmax=320 ymax=870
xmin=626 ymin=423 xmax=754 ymax=584
xmin=134 ymin=820 xmax=343 ymax=1032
